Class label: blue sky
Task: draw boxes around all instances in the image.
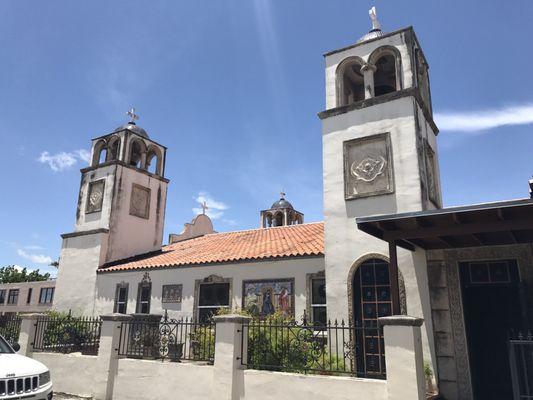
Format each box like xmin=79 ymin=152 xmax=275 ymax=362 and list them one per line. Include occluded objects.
xmin=1 ymin=0 xmax=533 ymax=275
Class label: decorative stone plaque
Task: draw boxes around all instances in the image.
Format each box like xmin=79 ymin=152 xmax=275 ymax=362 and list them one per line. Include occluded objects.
xmin=162 ymin=284 xmax=182 ymax=304
xmin=129 ymin=184 xmax=151 ymax=219
xmin=425 ymin=142 xmax=440 ymax=206
xmin=343 ymin=133 xmax=394 ymax=199
xmin=86 ymin=179 xmax=105 ymax=213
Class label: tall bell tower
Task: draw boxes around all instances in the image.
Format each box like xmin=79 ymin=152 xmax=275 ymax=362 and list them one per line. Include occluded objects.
xmin=54 ymin=110 xmax=169 ymax=315
xmin=320 ymin=8 xmax=439 ymax=367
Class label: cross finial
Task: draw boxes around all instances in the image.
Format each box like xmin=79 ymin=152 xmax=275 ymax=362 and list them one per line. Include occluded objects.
xmin=280 ymin=190 xmax=286 ymax=199
xmin=201 ymin=201 xmax=209 ymax=215
xmin=369 ymin=6 xmax=381 ymax=31
xmin=127 ymin=107 xmax=139 ymax=123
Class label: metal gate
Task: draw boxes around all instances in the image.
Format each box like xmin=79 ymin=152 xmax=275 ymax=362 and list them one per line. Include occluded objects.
xmin=509 ymin=330 xmax=533 ymax=399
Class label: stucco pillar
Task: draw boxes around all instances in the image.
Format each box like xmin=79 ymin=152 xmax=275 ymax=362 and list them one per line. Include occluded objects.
xmin=361 ymin=63 xmax=377 ymax=99
xmin=95 ymin=314 xmax=133 ymax=400
xmin=212 ymin=314 xmax=251 ymax=400
xmin=380 ymin=316 xmax=426 ymax=400
xmin=17 ymin=313 xmax=44 ymax=357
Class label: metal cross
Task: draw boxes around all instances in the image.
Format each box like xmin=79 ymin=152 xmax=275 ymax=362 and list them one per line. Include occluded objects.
xmin=201 ymin=201 xmax=209 ymax=215
xmin=280 ymin=190 xmax=286 ymax=199
xmin=127 ymin=107 xmax=139 ymax=123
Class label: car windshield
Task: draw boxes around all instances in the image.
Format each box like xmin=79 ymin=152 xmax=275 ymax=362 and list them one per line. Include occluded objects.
xmin=0 ymin=336 xmax=14 ymax=354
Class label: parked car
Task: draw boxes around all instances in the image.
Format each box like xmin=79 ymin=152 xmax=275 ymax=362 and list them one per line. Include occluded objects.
xmin=0 ymin=334 xmax=53 ymax=399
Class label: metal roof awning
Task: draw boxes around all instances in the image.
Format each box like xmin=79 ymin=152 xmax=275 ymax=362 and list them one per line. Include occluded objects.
xmin=356 ymin=198 xmax=533 ymax=251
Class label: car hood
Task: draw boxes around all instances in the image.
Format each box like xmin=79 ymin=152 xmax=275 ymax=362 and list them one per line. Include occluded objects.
xmin=0 ymin=354 xmax=48 ymax=377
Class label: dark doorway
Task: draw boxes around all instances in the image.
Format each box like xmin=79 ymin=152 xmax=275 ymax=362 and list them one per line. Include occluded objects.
xmin=460 ymin=260 xmax=523 ymax=400
xmin=353 ymin=258 xmax=400 ymax=378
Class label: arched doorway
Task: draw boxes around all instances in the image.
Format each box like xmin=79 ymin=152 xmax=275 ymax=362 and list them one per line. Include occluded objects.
xmin=351 ymin=257 xmax=401 ymax=378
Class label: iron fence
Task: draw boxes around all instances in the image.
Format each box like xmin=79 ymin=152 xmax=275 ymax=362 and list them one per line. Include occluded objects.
xmin=0 ymin=315 xmax=21 ymax=345
xmin=118 ymin=312 xmax=216 ymax=363
xmin=509 ymin=330 xmax=533 ymax=400
xmin=240 ymin=317 xmax=386 ymax=379
xmin=33 ymin=314 xmax=102 ymax=355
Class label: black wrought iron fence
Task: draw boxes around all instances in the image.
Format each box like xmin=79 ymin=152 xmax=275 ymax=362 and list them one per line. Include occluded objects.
xmin=33 ymin=314 xmax=102 ymax=355
xmin=509 ymin=330 xmax=533 ymax=400
xmin=240 ymin=317 xmax=386 ymax=379
xmin=0 ymin=315 xmax=21 ymax=345
xmin=118 ymin=312 xmax=216 ymax=363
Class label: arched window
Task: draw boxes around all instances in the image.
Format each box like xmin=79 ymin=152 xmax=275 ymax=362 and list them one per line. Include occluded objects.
xmin=92 ymin=139 xmax=107 ymax=167
xmin=352 ymin=257 xmax=400 ymax=378
xmin=146 ymin=146 xmax=162 ymax=175
xmin=274 ymin=213 xmax=284 ymax=227
xmin=368 ymin=46 xmax=401 ymax=97
xmin=336 ymin=57 xmax=365 ymax=106
xmin=107 ymin=136 xmax=120 ymax=162
xmin=129 ymin=139 xmax=146 ymax=169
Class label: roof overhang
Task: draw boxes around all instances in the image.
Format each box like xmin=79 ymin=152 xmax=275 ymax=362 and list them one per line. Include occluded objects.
xmin=356 ymin=198 xmax=533 ymax=251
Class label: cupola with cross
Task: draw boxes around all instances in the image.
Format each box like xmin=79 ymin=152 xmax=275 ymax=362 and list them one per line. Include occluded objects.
xmin=54 ymin=109 xmax=170 ymax=314
xmin=260 ymin=192 xmax=304 ymax=228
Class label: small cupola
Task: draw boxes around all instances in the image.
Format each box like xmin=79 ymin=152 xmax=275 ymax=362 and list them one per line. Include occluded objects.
xmin=260 ymin=192 xmax=304 ymax=228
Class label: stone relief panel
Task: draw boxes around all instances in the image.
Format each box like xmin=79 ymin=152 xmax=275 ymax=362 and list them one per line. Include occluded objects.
xmin=86 ymin=179 xmax=105 ymax=213
xmin=129 ymin=184 xmax=151 ymax=219
xmin=162 ymin=284 xmax=182 ymax=304
xmin=425 ymin=141 xmax=440 ymax=207
xmin=343 ymin=133 xmax=394 ymax=200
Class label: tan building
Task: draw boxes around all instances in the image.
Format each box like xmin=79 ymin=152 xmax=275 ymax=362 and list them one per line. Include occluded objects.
xmin=0 ymin=279 xmax=56 ymax=315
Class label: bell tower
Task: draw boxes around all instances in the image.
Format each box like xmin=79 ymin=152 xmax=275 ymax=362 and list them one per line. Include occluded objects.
xmin=320 ymin=7 xmax=439 ymax=368
xmin=54 ymin=109 xmax=169 ymax=315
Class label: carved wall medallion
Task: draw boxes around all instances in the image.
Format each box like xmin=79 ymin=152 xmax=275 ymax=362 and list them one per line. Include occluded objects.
xmin=129 ymin=184 xmax=151 ymax=219
xmin=344 ymin=133 xmax=394 ymax=200
xmin=86 ymin=179 xmax=105 ymax=213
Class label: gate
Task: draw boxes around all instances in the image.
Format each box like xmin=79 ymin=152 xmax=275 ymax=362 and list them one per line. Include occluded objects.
xmin=509 ymin=330 xmax=533 ymax=399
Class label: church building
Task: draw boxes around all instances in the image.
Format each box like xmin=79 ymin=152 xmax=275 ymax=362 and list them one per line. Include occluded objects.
xmin=50 ymin=10 xmax=533 ymax=400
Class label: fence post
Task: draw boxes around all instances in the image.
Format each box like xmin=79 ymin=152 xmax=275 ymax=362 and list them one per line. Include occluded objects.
xmin=212 ymin=314 xmax=251 ymax=400
xmin=17 ymin=313 xmax=45 ymax=357
xmin=379 ymin=316 xmax=426 ymax=400
xmin=95 ymin=314 xmax=132 ymax=400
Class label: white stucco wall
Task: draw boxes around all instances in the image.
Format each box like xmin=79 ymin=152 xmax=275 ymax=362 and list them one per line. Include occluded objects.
xmin=94 ymin=257 xmax=325 ymax=319
xmin=33 ymin=353 xmax=101 ymax=398
xmin=54 ymin=232 xmax=108 ymax=315
xmin=243 ymin=370 xmax=387 ymax=400
xmin=114 ymin=358 xmax=213 ymax=400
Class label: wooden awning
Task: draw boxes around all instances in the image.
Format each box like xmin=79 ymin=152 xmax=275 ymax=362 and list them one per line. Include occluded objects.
xmin=356 ymin=199 xmax=533 ymax=251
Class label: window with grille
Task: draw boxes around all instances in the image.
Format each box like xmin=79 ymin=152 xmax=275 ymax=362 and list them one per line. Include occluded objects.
xmin=114 ymin=284 xmax=129 ymax=314
xmin=7 ymin=289 xmax=19 ymax=305
xmin=39 ymin=287 xmax=54 ymax=304
xmin=311 ymin=277 xmax=327 ymax=326
xmin=198 ymin=283 xmax=230 ymax=323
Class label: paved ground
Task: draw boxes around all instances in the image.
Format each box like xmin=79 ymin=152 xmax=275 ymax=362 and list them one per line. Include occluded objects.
xmin=54 ymin=394 xmax=91 ymax=400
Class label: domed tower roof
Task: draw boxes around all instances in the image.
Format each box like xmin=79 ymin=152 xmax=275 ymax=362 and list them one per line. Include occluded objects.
xmin=114 ymin=121 xmax=149 ymax=138
xmin=260 ymin=192 xmax=304 ymax=228
xmin=113 ymin=108 xmax=149 ymax=138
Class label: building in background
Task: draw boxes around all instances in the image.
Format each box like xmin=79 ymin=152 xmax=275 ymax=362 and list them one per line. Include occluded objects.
xmin=0 ymin=279 xmax=56 ymax=315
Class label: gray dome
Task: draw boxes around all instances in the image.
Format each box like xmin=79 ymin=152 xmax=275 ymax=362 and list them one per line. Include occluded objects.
xmin=114 ymin=122 xmax=149 ymax=138
xmin=271 ymin=198 xmax=294 ymax=210
xmin=357 ymin=28 xmax=383 ymax=43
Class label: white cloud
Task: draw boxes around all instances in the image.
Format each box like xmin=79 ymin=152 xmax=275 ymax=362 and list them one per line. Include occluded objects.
xmin=17 ymin=249 xmax=53 ymax=265
xmin=38 ymin=149 xmax=90 ymax=172
xmin=435 ymin=104 xmax=533 ymax=133
xmin=192 ymin=192 xmax=229 ymax=220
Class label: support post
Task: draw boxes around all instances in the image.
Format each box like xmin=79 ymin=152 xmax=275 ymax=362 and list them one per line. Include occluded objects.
xmin=17 ymin=313 xmax=44 ymax=357
xmin=212 ymin=314 xmax=251 ymax=400
xmin=95 ymin=314 xmax=133 ymax=400
xmin=388 ymin=240 xmax=401 ymax=315
xmin=379 ymin=316 xmax=426 ymax=400
xmin=361 ymin=63 xmax=377 ymax=99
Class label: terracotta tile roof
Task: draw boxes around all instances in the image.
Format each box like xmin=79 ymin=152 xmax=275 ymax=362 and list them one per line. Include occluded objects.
xmin=98 ymin=222 xmax=324 ymax=273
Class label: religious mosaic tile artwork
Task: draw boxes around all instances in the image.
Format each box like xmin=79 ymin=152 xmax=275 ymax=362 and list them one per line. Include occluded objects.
xmin=242 ymin=279 xmax=294 ymax=318
xmin=129 ymin=184 xmax=151 ymax=219
xmin=86 ymin=179 xmax=105 ymax=213
xmin=162 ymin=284 xmax=182 ymax=303
xmin=343 ymin=133 xmax=394 ymax=200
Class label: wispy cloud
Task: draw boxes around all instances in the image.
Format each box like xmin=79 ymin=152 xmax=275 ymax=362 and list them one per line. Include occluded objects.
xmin=436 ymin=104 xmax=533 ymax=133
xmin=192 ymin=192 xmax=229 ymax=220
xmin=17 ymin=249 xmax=52 ymax=265
xmin=38 ymin=149 xmax=90 ymax=172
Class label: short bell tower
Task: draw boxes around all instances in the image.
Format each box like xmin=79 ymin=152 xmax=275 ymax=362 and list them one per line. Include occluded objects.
xmin=54 ymin=109 xmax=169 ymax=315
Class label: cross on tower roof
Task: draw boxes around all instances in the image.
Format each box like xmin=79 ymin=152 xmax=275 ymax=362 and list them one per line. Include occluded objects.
xmin=280 ymin=190 xmax=286 ymax=199
xmin=201 ymin=201 xmax=209 ymax=215
xmin=127 ymin=107 xmax=139 ymax=123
